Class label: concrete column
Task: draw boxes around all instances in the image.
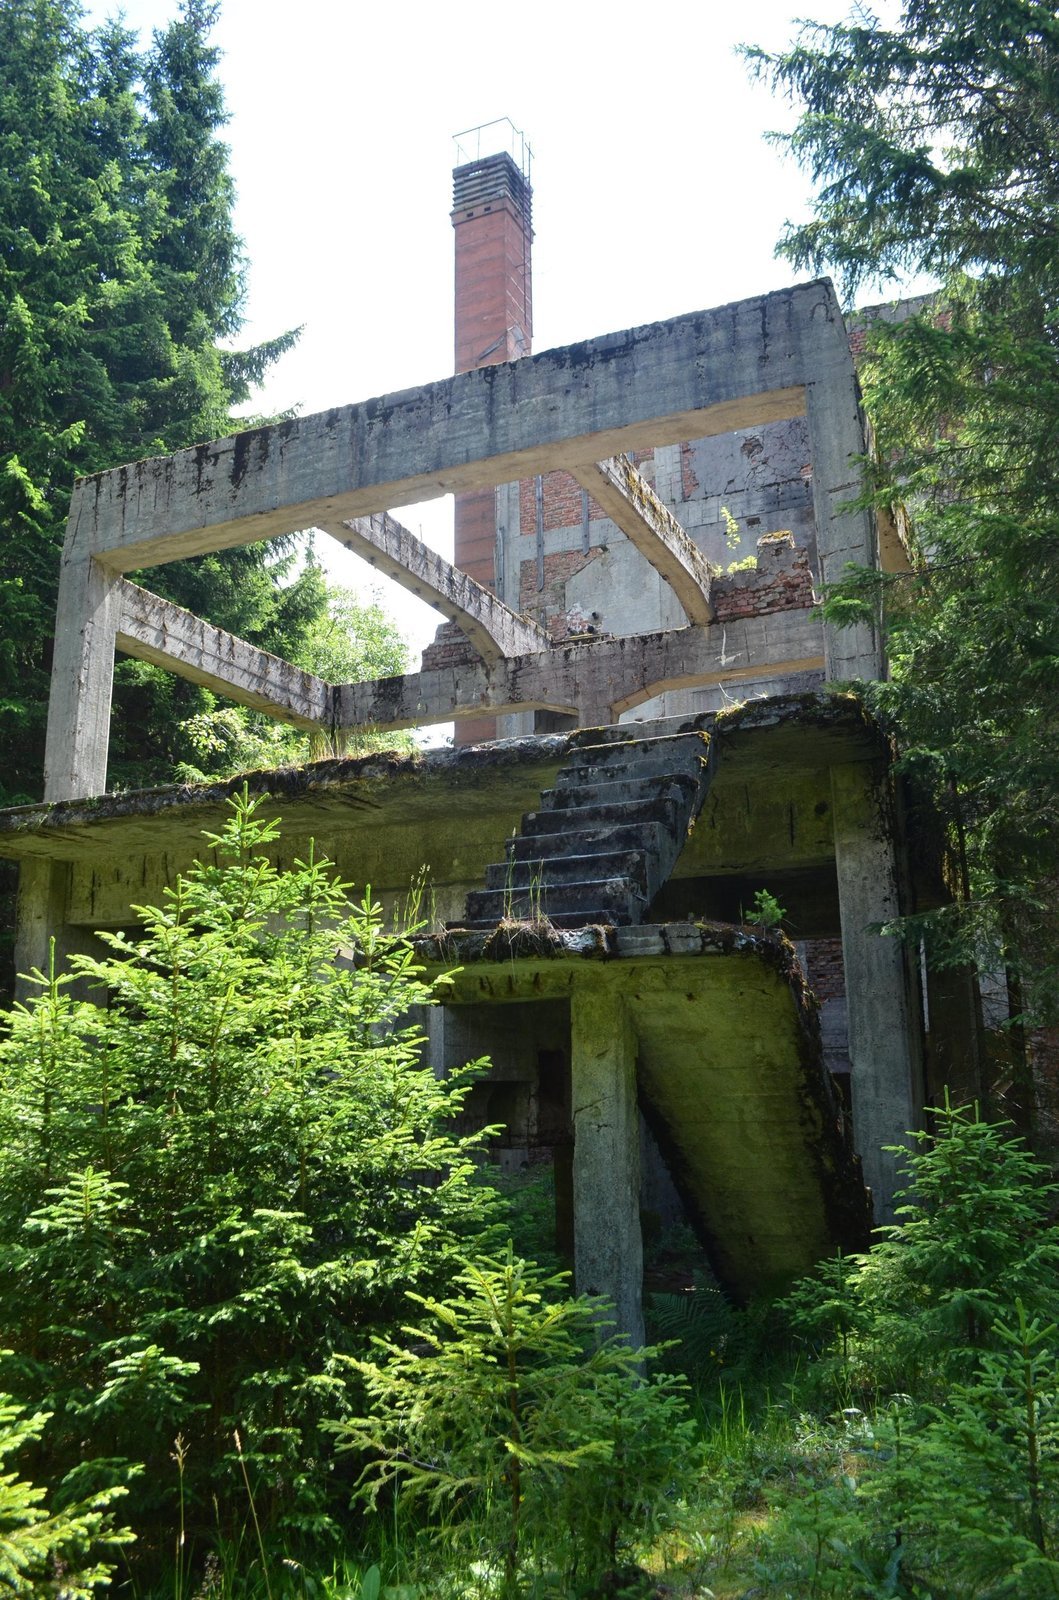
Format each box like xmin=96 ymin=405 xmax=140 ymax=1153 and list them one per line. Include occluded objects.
xmin=44 ymin=552 xmax=121 ymax=800
xmin=831 ymin=762 xmax=924 ymax=1221
xmin=802 ymin=316 xmax=884 ymax=683
xmin=570 ymin=983 xmax=645 ymax=1346
xmin=14 ymin=861 xmax=109 ymax=1003
xmin=13 ymin=858 xmax=69 ymax=999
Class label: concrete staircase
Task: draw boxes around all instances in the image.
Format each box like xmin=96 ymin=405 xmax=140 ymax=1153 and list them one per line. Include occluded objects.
xmin=461 ymin=729 xmax=715 ymax=930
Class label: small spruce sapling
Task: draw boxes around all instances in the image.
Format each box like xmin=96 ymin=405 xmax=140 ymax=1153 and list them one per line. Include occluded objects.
xmin=0 ymin=1386 xmax=130 ymax=1597
xmin=748 ymin=889 xmax=786 ymax=931
xmin=335 ymin=1247 xmax=695 ymax=1597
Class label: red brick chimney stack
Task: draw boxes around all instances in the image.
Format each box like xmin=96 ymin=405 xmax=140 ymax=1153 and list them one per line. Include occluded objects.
xmin=451 ymin=142 xmax=533 ymax=742
xmin=452 ymin=150 xmax=533 ymax=382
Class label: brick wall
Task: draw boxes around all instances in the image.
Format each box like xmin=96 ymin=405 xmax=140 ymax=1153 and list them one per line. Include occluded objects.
xmin=420 ymin=620 xmax=483 ymax=672
xmin=802 ymin=938 xmax=845 ymax=1003
xmin=519 ymin=548 xmax=603 ymax=638
xmin=452 ymin=194 xmax=532 ymax=374
xmin=712 ymin=532 xmax=815 ymax=621
xmin=452 ymin=158 xmax=533 ymax=743
xmin=521 ymin=451 xmax=656 ymax=536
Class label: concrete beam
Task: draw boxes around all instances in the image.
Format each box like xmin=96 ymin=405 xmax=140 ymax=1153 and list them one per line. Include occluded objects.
xmin=116 ymin=582 xmax=331 ymax=729
xmin=570 ymin=455 xmax=715 ymax=625
xmin=335 ymin=610 xmax=824 ymax=732
xmin=330 ymin=512 xmax=548 ymax=665
xmin=62 ymin=283 xmax=835 ymax=573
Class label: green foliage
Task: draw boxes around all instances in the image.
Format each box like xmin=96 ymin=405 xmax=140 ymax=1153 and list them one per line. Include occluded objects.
xmin=335 ymin=1248 xmax=696 ymax=1597
xmin=173 ymin=577 xmax=412 ymax=780
xmin=746 ymin=0 xmax=1059 ymax=1027
xmin=782 ymin=1102 xmax=1059 ymax=1395
xmin=748 ymin=888 xmax=786 ymax=930
xmin=0 ymin=1386 xmax=129 ymax=1596
xmin=0 ymin=0 xmax=331 ymax=807
xmin=745 ymin=1106 xmax=1059 ymax=1594
xmin=0 ymin=790 xmax=495 ymax=1577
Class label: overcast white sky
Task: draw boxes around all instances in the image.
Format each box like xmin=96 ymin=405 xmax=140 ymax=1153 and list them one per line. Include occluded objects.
xmin=84 ymin=0 xmax=898 ymax=660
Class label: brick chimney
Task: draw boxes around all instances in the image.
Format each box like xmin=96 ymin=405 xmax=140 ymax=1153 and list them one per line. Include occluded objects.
xmin=451 ymin=145 xmax=533 ymax=743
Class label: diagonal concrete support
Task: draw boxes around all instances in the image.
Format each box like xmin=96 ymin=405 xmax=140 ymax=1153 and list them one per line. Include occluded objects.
xmin=570 ymin=455 xmax=715 ymax=625
xmin=329 ymin=512 xmax=548 ymax=665
xmin=116 ymin=582 xmax=332 ymax=729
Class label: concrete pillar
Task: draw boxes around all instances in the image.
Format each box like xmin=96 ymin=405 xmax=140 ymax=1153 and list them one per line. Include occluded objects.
xmin=831 ymin=762 xmax=925 ymax=1221
xmin=14 ymin=860 xmax=111 ymax=1004
xmin=13 ymin=858 xmax=69 ymax=999
xmin=570 ymin=983 xmax=645 ymax=1346
xmin=802 ymin=306 xmax=884 ymax=683
xmin=43 ymin=552 xmax=121 ymax=800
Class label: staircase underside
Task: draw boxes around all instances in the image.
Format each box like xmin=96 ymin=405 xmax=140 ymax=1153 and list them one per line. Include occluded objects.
xmin=416 ymin=921 xmax=872 ymax=1300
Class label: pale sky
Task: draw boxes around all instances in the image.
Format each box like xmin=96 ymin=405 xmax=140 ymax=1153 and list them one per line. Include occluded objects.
xmin=82 ymin=0 xmax=897 ymax=662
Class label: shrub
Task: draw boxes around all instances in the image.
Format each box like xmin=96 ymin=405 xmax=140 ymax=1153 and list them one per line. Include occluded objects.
xmin=0 ymin=791 xmax=495 ymax=1573
xmin=335 ymin=1248 xmax=696 ymax=1597
xmin=0 ymin=1387 xmax=129 ymax=1596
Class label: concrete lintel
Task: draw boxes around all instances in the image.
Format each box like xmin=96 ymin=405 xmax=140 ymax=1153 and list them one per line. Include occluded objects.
xmin=570 ymin=455 xmax=715 ymax=625
xmin=330 ymin=512 xmax=548 ymax=665
xmin=63 ymin=282 xmax=835 ymax=572
xmin=116 ymin=582 xmax=332 ymax=729
xmin=335 ymin=610 xmax=824 ymax=732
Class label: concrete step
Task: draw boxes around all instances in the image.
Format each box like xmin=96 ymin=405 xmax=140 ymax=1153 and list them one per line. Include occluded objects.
xmin=460 ymin=906 xmax=631 ymax=931
xmin=569 ymin=713 xmax=715 ymax=750
xmin=485 ymin=849 xmax=648 ymax=894
xmin=521 ymin=792 xmax=687 ymax=839
xmin=506 ymin=820 xmax=667 ymax=863
xmin=553 ymin=736 xmax=709 ymax=787
xmin=539 ymin=771 xmax=700 ymax=812
xmin=552 ymin=760 xmax=704 ymax=794
xmin=464 ymin=875 xmax=645 ymax=927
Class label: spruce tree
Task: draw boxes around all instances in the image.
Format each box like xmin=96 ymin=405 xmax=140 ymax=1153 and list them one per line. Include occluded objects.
xmin=747 ymin=0 xmax=1059 ymax=1045
xmin=0 ymin=0 xmax=330 ymax=807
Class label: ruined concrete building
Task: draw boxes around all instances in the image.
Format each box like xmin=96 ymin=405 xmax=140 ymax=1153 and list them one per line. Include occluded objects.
xmin=0 ymin=136 xmax=980 ymax=1342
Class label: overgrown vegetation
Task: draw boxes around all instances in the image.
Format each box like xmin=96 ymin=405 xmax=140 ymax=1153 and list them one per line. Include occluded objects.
xmin=0 ymin=793 xmax=500 ymax=1582
xmin=4 ymin=795 xmax=1059 ymax=1596
xmin=0 ymin=796 xmax=702 ymax=1597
